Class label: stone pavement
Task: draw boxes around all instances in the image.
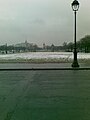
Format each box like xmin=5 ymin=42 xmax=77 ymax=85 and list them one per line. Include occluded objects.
xmin=0 ymin=62 xmax=90 ymax=69
xmin=0 ymin=69 xmax=90 ymax=120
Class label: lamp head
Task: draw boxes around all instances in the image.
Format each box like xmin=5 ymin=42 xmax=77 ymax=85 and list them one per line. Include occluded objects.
xmin=71 ymin=0 xmax=79 ymax=11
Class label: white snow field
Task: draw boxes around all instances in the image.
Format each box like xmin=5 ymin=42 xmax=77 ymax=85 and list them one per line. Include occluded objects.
xmin=0 ymin=52 xmax=90 ymax=61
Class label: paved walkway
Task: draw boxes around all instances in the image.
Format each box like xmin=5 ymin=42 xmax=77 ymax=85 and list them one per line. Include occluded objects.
xmin=0 ymin=70 xmax=90 ymax=120
xmin=0 ymin=62 xmax=90 ymax=69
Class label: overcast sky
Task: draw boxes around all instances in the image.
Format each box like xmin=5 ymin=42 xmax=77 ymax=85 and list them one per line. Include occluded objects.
xmin=0 ymin=0 xmax=89 ymax=46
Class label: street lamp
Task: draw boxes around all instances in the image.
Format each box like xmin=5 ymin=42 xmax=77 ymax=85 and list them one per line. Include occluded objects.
xmin=71 ymin=0 xmax=80 ymax=67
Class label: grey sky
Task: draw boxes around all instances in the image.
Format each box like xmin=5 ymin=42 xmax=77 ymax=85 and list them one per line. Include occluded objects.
xmin=0 ymin=0 xmax=89 ymax=46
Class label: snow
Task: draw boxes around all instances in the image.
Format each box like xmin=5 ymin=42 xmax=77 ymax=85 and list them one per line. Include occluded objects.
xmin=0 ymin=52 xmax=90 ymax=60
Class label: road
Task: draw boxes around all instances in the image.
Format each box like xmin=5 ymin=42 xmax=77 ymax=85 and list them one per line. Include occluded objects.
xmin=0 ymin=70 xmax=90 ymax=120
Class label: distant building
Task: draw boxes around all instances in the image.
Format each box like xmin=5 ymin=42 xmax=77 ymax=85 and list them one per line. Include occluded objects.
xmin=43 ymin=43 xmax=46 ymax=49
xmin=14 ymin=41 xmax=39 ymax=52
xmin=15 ymin=40 xmax=34 ymax=48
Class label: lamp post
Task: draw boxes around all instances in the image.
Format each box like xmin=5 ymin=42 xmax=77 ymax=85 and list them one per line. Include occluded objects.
xmin=71 ymin=0 xmax=80 ymax=67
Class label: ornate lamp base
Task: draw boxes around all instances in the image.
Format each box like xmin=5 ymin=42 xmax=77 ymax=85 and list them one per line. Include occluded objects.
xmin=72 ymin=60 xmax=79 ymax=67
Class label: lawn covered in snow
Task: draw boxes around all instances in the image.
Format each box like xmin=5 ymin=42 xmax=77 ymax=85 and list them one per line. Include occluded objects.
xmin=0 ymin=52 xmax=90 ymax=62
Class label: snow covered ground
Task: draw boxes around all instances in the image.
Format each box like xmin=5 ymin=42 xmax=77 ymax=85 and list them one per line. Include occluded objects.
xmin=0 ymin=52 xmax=90 ymax=61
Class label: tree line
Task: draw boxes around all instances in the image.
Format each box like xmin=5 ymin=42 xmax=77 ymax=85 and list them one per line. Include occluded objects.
xmin=0 ymin=44 xmax=40 ymax=54
xmin=0 ymin=35 xmax=90 ymax=53
xmin=62 ymin=35 xmax=90 ymax=53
